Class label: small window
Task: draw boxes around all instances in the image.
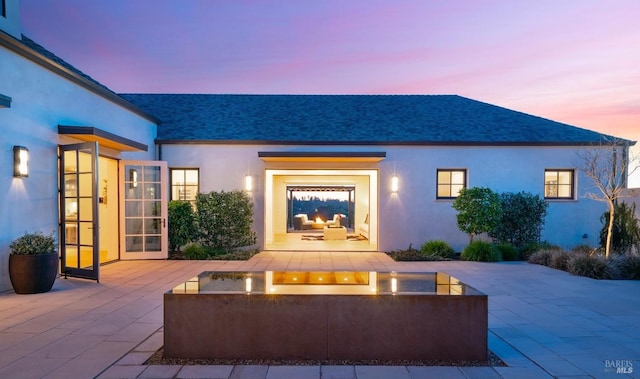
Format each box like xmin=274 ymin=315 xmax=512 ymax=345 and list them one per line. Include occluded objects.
xmin=544 ymin=169 xmax=574 ymax=199
xmin=170 ymin=168 xmax=199 ymax=204
xmin=1 ymin=0 xmax=6 ymax=18
xmin=437 ymin=169 xmax=467 ymax=199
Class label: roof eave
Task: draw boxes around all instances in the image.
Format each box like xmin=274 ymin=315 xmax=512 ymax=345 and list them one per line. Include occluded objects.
xmin=0 ymin=32 xmax=160 ymax=124
xmin=155 ymin=139 xmax=627 ymax=146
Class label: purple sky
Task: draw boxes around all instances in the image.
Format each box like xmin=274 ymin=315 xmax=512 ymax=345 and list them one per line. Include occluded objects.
xmin=19 ymin=0 xmax=640 ymax=186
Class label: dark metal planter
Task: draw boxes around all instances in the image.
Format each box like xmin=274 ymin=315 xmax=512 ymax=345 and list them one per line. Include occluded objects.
xmin=9 ymin=252 xmax=59 ymax=294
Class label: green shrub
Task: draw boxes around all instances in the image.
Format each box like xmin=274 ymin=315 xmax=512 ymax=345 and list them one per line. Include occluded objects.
xmin=183 ymin=243 xmax=209 ymax=260
xmin=209 ymin=248 xmax=260 ymax=261
xmin=10 ymin=231 xmax=56 ymax=255
xmin=420 ymin=240 xmax=455 ymax=258
xmin=490 ymin=191 xmax=548 ymax=250
xmin=549 ymin=250 xmax=571 ymax=271
xmin=387 ymin=245 xmax=451 ymax=261
xmin=495 ymin=243 xmax=518 ymax=261
xmin=168 ymin=200 xmax=197 ymax=252
xmin=567 ymin=254 xmax=610 ymax=279
xmin=528 ymin=250 xmax=552 ymax=266
xmin=196 ymin=190 xmax=257 ymax=252
xmin=607 ymin=254 xmax=640 ymax=280
xmin=461 ymin=241 xmax=501 ymax=262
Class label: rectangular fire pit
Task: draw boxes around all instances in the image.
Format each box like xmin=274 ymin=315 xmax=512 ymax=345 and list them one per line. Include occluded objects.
xmin=164 ymin=271 xmax=487 ymax=361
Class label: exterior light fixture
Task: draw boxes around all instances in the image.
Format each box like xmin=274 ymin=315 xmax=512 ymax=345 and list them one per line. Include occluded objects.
xmin=245 ymin=277 xmax=252 ymax=294
xmin=13 ymin=146 xmax=29 ymax=177
xmin=391 ymin=271 xmax=398 ymax=294
xmin=245 ymin=175 xmax=252 ymax=191
xmin=391 ymin=175 xmax=399 ymax=192
xmin=129 ymin=169 xmax=138 ymax=188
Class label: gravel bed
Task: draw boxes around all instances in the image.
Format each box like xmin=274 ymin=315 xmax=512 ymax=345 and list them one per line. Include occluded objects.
xmin=145 ymin=348 xmax=506 ymax=367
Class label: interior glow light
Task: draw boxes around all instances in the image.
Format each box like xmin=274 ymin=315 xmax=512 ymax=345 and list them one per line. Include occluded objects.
xmin=245 ymin=278 xmax=252 ymax=293
xmin=391 ymin=175 xmax=399 ymax=192
xmin=13 ymin=146 xmax=29 ymax=178
xmin=245 ymin=175 xmax=252 ymax=191
xmin=270 ymin=287 xmax=276 ymax=292
xmin=391 ymin=278 xmax=398 ymax=294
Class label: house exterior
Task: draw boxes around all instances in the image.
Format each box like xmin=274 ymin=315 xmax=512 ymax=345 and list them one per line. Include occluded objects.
xmin=121 ymin=94 xmax=634 ymax=254
xmin=1 ymin=0 xmax=160 ymax=289
xmin=1 ymin=0 xmax=636 ymax=290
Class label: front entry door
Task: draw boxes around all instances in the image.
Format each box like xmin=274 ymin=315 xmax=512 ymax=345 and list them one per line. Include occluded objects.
xmin=59 ymin=142 xmax=100 ymax=281
xmin=119 ymin=161 xmax=168 ymax=259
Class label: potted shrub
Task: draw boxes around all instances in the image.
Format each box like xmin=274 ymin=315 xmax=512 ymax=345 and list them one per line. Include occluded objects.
xmin=9 ymin=231 xmax=58 ymax=294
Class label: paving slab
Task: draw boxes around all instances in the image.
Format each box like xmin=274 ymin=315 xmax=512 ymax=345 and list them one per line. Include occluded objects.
xmin=265 ymin=365 xmax=320 ymax=379
xmin=354 ymin=365 xmax=411 ymax=379
xmin=177 ymin=364 xmax=234 ymax=379
xmin=229 ymin=364 xmax=269 ymax=379
xmin=138 ymin=364 xmax=182 ymax=379
xmin=406 ymin=365 xmax=466 ymax=379
xmin=321 ymin=365 xmax=356 ymax=379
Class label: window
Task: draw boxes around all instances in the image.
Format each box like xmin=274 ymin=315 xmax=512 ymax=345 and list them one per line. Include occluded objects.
xmin=544 ymin=169 xmax=574 ymax=199
xmin=437 ymin=169 xmax=466 ymax=199
xmin=170 ymin=168 xmax=199 ymax=204
xmin=1 ymin=0 xmax=5 ymax=18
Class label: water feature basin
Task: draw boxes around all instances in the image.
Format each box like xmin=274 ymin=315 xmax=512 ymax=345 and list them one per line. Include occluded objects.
xmin=164 ymin=271 xmax=487 ymax=361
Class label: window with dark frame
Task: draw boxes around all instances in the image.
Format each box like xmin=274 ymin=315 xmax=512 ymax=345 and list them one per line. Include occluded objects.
xmin=544 ymin=169 xmax=574 ymax=199
xmin=170 ymin=168 xmax=199 ymax=205
xmin=437 ymin=169 xmax=467 ymax=199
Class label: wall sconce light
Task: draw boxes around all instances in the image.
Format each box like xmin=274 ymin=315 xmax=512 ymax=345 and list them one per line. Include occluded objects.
xmin=245 ymin=175 xmax=252 ymax=191
xmin=245 ymin=277 xmax=252 ymax=294
xmin=13 ymin=146 xmax=29 ymax=177
xmin=391 ymin=175 xmax=399 ymax=192
xmin=391 ymin=271 xmax=398 ymax=294
xmin=129 ymin=169 xmax=138 ymax=188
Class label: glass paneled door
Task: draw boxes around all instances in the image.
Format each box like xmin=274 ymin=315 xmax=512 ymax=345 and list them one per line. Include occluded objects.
xmin=119 ymin=161 xmax=168 ymax=259
xmin=59 ymin=142 xmax=100 ymax=281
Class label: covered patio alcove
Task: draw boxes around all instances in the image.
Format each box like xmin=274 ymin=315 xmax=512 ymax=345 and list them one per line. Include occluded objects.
xmin=264 ymin=167 xmax=379 ymax=252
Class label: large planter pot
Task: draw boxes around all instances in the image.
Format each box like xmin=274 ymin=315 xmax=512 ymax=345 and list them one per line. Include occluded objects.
xmin=9 ymin=252 xmax=59 ymax=294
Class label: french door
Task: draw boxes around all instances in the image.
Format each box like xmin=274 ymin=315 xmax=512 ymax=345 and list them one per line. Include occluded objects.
xmin=119 ymin=161 xmax=168 ymax=259
xmin=59 ymin=142 xmax=100 ymax=281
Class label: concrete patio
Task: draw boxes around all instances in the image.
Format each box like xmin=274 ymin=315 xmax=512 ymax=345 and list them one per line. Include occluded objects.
xmin=0 ymin=251 xmax=639 ymax=378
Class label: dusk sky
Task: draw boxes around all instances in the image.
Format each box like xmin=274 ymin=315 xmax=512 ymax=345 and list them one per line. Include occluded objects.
xmin=19 ymin=0 xmax=640 ymax=186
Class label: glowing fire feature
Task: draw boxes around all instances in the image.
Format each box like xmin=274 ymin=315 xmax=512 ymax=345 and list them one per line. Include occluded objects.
xmin=315 ymin=217 xmax=324 ymax=224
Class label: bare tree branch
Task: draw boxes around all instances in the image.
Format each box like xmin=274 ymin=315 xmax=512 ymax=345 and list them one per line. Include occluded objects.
xmin=576 ymin=137 xmax=639 ymax=257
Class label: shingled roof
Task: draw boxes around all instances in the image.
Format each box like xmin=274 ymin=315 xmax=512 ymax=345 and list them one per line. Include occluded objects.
xmin=120 ymin=94 xmax=627 ymax=146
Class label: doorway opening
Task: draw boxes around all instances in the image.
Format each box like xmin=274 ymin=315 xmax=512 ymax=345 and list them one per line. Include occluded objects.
xmin=265 ymin=169 xmax=378 ymax=251
xmin=60 ymin=143 xmax=168 ymax=282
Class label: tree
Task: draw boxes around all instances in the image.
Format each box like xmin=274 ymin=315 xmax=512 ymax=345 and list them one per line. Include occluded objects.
xmin=452 ymin=187 xmax=502 ymax=243
xmin=577 ymin=137 xmax=639 ymax=257
xmin=490 ymin=191 xmax=548 ymax=250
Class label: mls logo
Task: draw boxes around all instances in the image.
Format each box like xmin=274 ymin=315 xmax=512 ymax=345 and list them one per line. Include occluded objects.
xmin=605 ymin=359 xmax=633 ymax=374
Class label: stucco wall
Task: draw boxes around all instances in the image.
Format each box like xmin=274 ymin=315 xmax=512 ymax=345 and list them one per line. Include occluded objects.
xmin=0 ymin=44 xmax=157 ymax=292
xmin=161 ymin=144 xmax=609 ymax=253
